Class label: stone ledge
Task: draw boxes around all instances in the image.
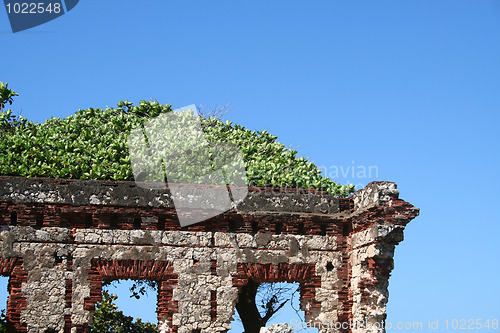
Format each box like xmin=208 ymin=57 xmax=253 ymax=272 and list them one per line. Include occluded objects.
xmin=0 ymin=176 xmax=340 ymax=214
xmin=0 ymin=177 xmax=416 ymax=219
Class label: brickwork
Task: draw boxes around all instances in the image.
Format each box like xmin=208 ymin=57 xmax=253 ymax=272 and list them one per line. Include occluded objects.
xmin=0 ymin=258 xmax=28 ymax=332
xmin=84 ymin=259 xmax=178 ymax=332
xmin=0 ymin=176 xmax=418 ymax=333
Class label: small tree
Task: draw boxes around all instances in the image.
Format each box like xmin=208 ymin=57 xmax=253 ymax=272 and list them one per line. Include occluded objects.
xmin=0 ymin=82 xmax=18 ymax=112
xmin=0 ymin=81 xmax=27 ymax=131
xmin=235 ymin=280 xmax=299 ymax=333
xmin=90 ymin=291 xmax=157 ymax=333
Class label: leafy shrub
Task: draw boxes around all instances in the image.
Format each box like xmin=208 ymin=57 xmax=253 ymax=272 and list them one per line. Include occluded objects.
xmin=0 ymin=100 xmax=354 ymax=196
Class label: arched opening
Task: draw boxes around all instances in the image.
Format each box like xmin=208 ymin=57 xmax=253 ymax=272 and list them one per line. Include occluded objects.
xmin=103 ymin=279 xmax=158 ymax=323
xmin=90 ymin=279 xmax=158 ymax=331
xmin=229 ymin=263 xmax=322 ymax=333
xmin=86 ymin=259 xmax=178 ymax=332
xmin=228 ymin=281 xmax=319 ymax=333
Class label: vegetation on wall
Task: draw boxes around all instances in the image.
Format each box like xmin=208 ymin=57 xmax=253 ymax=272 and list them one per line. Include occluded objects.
xmin=0 ymin=86 xmax=354 ymax=196
xmin=0 ymin=82 xmax=354 ymax=331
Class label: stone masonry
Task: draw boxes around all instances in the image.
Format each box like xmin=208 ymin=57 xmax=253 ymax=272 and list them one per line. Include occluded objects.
xmin=0 ymin=176 xmax=418 ymax=333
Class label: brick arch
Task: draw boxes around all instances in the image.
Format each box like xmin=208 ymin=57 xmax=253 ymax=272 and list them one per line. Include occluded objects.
xmin=82 ymin=259 xmax=178 ymax=333
xmin=232 ymin=263 xmax=321 ymax=320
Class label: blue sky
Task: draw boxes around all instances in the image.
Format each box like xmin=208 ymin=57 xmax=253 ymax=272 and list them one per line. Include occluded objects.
xmin=1 ymin=0 xmax=499 ymax=331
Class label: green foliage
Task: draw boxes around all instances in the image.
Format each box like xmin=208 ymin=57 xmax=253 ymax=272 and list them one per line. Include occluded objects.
xmin=90 ymin=291 xmax=157 ymax=333
xmin=202 ymin=117 xmax=354 ymax=195
xmin=0 ymin=82 xmax=18 ymax=112
xmin=0 ymin=100 xmax=168 ymax=181
xmin=0 ymin=309 xmax=6 ymax=333
xmin=0 ymin=98 xmax=354 ymax=196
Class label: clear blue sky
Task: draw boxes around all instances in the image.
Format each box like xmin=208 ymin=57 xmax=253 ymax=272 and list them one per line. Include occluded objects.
xmin=1 ymin=0 xmax=499 ymax=331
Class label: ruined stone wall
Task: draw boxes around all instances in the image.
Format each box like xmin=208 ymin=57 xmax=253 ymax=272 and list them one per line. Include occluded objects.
xmin=0 ymin=177 xmax=418 ymax=333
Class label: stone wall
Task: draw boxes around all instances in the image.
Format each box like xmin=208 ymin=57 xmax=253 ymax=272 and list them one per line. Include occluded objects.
xmin=0 ymin=177 xmax=418 ymax=333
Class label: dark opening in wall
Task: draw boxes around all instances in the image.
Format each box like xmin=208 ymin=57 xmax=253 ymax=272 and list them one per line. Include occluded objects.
xmin=109 ymin=215 xmax=118 ymax=229
xmin=229 ymin=220 xmax=237 ymax=233
xmin=84 ymin=214 xmax=93 ymax=228
xmin=275 ymin=223 xmax=282 ymax=235
xmin=133 ymin=217 xmax=141 ymax=230
xmin=9 ymin=212 xmax=17 ymax=226
xmin=59 ymin=213 xmax=69 ymax=228
xmin=342 ymin=221 xmax=352 ymax=236
xmin=157 ymin=217 xmax=165 ymax=230
xmin=251 ymin=221 xmax=259 ymax=235
xmin=297 ymin=222 xmax=305 ymax=235
xmin=229 ymin=282 xmax=318 ymax=333
xmin=320 ymin=224 xmax=327 ymax=236
xmin=210 ymin=290 xmax=217 ymax=321
xmin=54 ymin=254 xmax=64 ymax=264
xmin=66 ymin=254 xmax=73 ymax=271
xmin=35 ymin=213 xmax=44 ymax=229
xmin=326 ymin=262 xmax=334 ymax=272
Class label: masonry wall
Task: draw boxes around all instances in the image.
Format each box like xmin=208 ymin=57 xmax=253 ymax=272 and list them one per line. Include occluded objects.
xmin=0 ymin=177 xmax=418 ymax=333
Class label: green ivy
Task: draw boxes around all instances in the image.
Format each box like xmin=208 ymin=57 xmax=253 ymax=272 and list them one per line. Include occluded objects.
xmin=0 ymin=101 xmax=354 ymax=196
